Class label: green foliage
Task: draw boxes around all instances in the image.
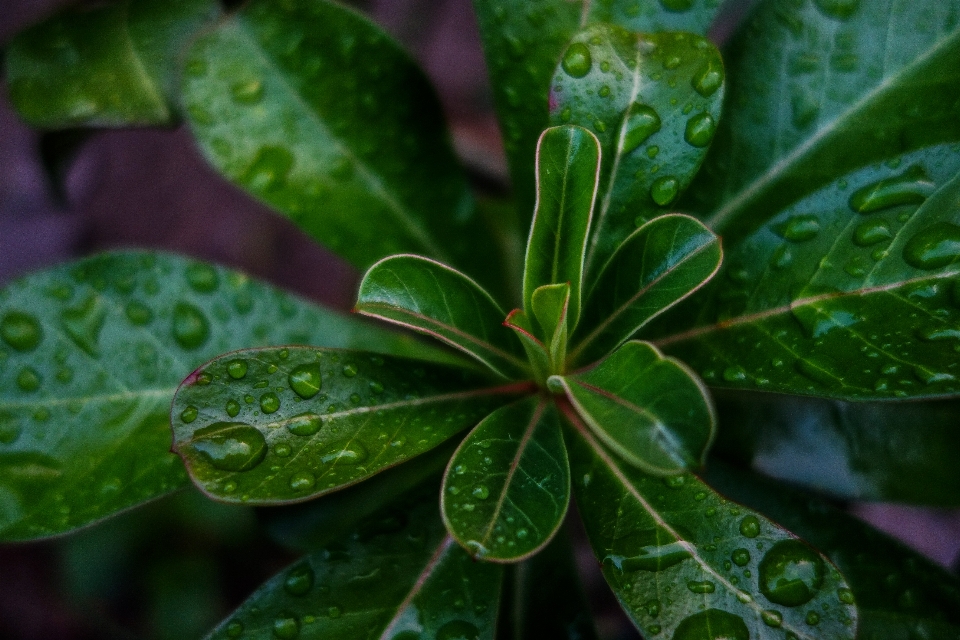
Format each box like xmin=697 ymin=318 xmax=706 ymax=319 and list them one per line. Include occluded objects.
xmin=4 ymin=0 xmax=960 ymax=637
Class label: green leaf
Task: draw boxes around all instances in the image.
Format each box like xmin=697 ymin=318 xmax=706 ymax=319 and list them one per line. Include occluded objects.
xmin=656 ymin=145 xmax=960 ymax=400
xmin=531 ymin=283 xmax=571 ymax=370
xmin=0 ymin=251 xmax=445 ymax=541
xmin=713 ymin=392 xmax=960 ymax=507
xmin=5 ymin=0 xmax=220 ymax=128
xmin=562 ymin=413 xmax=858 ymax=640
xmin=205 ymin=492 xmax=504 ymax=640
xmin=707 ymin=462 xmax=960 ymax=640
xmin=172 ymin=346 xmax=528 ymax=504
xmin=502 ymin=309 xmax=552 ymax=383
xmin=181 ymin=0 xmax=493 ymax=278
xmin=549 ymin=25 xmax=725 ymax=280
xmin=554 ymin=341 xmax=714 ymax=474
xmin=523 ymin=125 xmax=601 ymax=327
xmin=570 ymin=214 xmax=721 ymax=365
xmin=356 ymin=255 xmax=529 ymax=379
xmin=472 ymin=0 xmax=725 ymax=223
xmin=695 ymin=0 xmax=960 ymax=241
xmin=441 ymin=397 xmax=569 ymax=562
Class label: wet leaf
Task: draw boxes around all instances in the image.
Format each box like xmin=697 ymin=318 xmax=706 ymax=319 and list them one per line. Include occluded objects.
xmin=172 ymin=346 xmax=528 ymax=504
xmin=356 ymin=255 xmax=529 ymax=379
xmin=554 ymin=341 xmax=714 ymax=474
xmin=441 ymin=397 xmax=569 ymax=562
xmin=563 ymin=413 xmax=858 ymax=640
xmin=0 ymin=251 xmax=448 ymax=541
xmin=549 ymin=25 xmax=724 ymax=281
xmin=6 ymin=0 xmax=219 ymax=128
xmin=656 ymin=145 xmax=960 ymax=400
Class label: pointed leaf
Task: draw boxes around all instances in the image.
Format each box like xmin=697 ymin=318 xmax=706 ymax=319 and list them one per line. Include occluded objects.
xmin=205 ymin=493 xmax=503 ymax=640
xmin=6 ymin=0 xmax=220 ymax=128
xmin=696 ymin=0 xmax=960 ymax=241
xmin=503 ymin=309 xmax=551 ymax=383
xmin=0 ymin=251 xmax=442 ymax=541
xmin=531 ymin=283 xmax=570 ymax=369
xmin=172 ymin=346 xmax=530 ymax=503
xmin=550 ymin=26 xmax=725 ymax=280
xmin=181 ymin=0 xmax=497 ymax=282
xmin=656 ymin=145 xmax=960 ymax=400
xmin=523 ymin=125 xmax=601 ymax=326
xmin=554 ymin=341 xmax=714 ymax=474
xmin=442 ymin=397 xmax=569 ymax=562
xmin=473 ymin=0 xmax=725 ymax=222
xmin=707 ymin=462 xmax=960 ymax=640
xmin=571 ymin=214 xmax=721 ymax=365
xmin=356 ymin=255 xmax=529 ymax=379
xmin=713 ymin=392 xmax=960 ymax=507
xmin=563 ymin=413 xmax=858 ymax=640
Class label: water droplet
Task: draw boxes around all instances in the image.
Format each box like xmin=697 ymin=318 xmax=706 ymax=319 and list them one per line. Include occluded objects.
xmin=260 ymin=392 xmax=280 ymax=414
xmin=287 ymin=413 xmax=322 ymax=436
xmin=173 ymin=302 xmax=210 ymax=350
xmin=684 ymin=112 xmax=716 ymax=147
xmin=650 ymin=176 xmax=680 ymax=206
xmin=723 ymin=366 xmax=748 ymax=382
xmin=272 ymin=612 xmax=299 ymax=638
xmin=622 ymin=103 xmax=662 ymax=154
xmin=284 ymin=563 xmax=314 ymax=596
xmin=243 ymin=146 xmax=294 ymax=192
xmin=660 ymin=0 xmax=693 ymax=11
xmin=687 ymin=580 xmax=716 ymax=594
xmin=604 ymin=540 xmax=692 ymax=572
xmin=226 ymin=400 xmax=241 ymax=417
xmin=181 ymin=406 xmax=199 ymax=423
xmin=775 ymin=215 xmax=820 ymax=242
xmin=837 ymin=587 xmax=855 ymax=604
xmin=289 ymin=471 xmax=316 ymax=491
xmin=853 ymin=219 xmax=892 ymax=246
xmin=472 ymin=485 xmax=490 ymax=500
xmin=226 ymin=621 xmax=244 ymax=638
xmin=228 ymin=360 xmax=249 ymax=380
xmin=813 ymin=0 xmax=860 ymax=20
xmin=275 ymin=443 xmax=291 ymax=457
xmin=598 ymin=85 xmax=610 ymax=97
xmin=125 ymin=300 xmax=153 ymax=325
xmin=231 ymin=79 xmax=264 ymax=105
xmin=435 ymin=620 xmax=480 ymax=640
xmin=761 ymin=610 xmax=783 ymax=627
xmin=0 ymin=416 xmax=22 ymax=445
xmin=903 ymin=222 xmax=960 ymax=270
xmin=60 ymin=295 xmax=106 ymax=356
xmin=16 ymin=367 xmax=41 ymax=392
xmin=369 ymin=381 xmax=384 ymax=394
xmin=342 ymin=363 xmax=358 ymax=377
xmin=288 ymin=363 xmax=322 ymax=398
xmin=186 ymin=263 xmax=219 ymax=293
xmin=189 ymin=422 xmax=267 ymax=472
xmin=561 ymin=42 xmax=592 ymax=78
xmin=758 ymin=539 xmax=825 ymax=607
xmin=1 ymin=311 xmax=42 ymax=351
xmin=849 ymin=166 xmax=934 ymax=214
xmin=805 ymin=611 xmax=821 ymax=625
xmin=692 ymin=59 xmax=724 ymax=97
xmin=321 ymin=444 xmax=367 ymax=465
xmin=739 ymin=515 xmax=761 ymax=538
xmin=673 ymin=609 xmax=748 ymax=640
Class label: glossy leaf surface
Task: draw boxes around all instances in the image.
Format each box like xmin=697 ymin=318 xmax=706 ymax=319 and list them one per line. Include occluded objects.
xmin=473 ymin=0 xmax=725 ymax=221
xmin=550 ymin=25 xmax=725 ymax=280
xmin=523 ymin=125 xmax=600 ymax=327
xmin=714 ymin=392 xmax=960 ymax=507
xmin=0 ymin=251 xmax=438 ymax=541
xmin=564 ymin=416 xmax=858 ymax=640
xmin=555 ymin=341 xmax=714 ymax=474
xmin=531 ymin=283 xmax=570 ymax=370
xmin=172 ymin=347 xmax=525 ymax=504
xmin=697 ymin=0 xmax=960 ymax=241
xmin=502 ymin=309 xmax=551 ymax=384
xmin=356 ymin=255 xmax=528 ymax=379
xmin=6 ymin=0 xmax=219 ymax=128
xmin=571 ymin=214 xmax=721 ymax=365
xmin=182 ymin=0 xmax=491 ymax=277
xmin=442 ymin=397 xmax=569 ymax=562
xmin=708 ymin=463 xmax=960 ymax=640
xmin=657 ymin=145 xmax=960 ymax=400
xmin=206 ymin=493 xmax=503 ymax=640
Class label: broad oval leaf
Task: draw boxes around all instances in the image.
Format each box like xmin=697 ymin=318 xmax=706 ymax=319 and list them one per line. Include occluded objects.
xmin=656 ymin=145 xmax=960 ymax=400
xmin=0 ymin=251 xmax=441 ymax=542
xmin=172 ymin=346 xmax=529 ymax=504
xmin=356 ymin=255 xmax=529 ymax=379
xmin=708 ymin=462 xmax=960 ymax=640
xmin=206 ymin=492 xmax=503 ymax=640
xmin=550 ymin=25 xmax=725 ymax=280
xmin=523 ymin=125 xmax=601 ymax=327
xmin=570 ymin=213 xmax=721 ymax=365
xmin=713 ymin=392 xmax=960 ymax=507
xmin=441 ymin=397 xmax=570 ymax=562
xmin=181 ymin=0 xmax=493 ymax=278
xmin=473 ymin=0 xmax=725 ymax=222
xmin=554 ymin=341 xmax=714 ymax=474
xmin=696 ymin=0 xmax=960 ymax=241
xmin=6 ymin=0 xmax=220 ymax=128
xmin=563 ymin=414 xmax=858 ymax=639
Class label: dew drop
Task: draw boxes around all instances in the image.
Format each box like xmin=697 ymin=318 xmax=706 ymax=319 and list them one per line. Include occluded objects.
xmin=181 ymin=406 xmax=198 ymax=423
xmin=125 ymin=300 xmax=153 ymax=325
xmin=853 ymin=219 xmax=892 ymax=246
xmin=561 ymin=42 xmax=592 ymax=78
xmin=902 ymin=222 xmax=960 ymax=270
xmin=732 ymin=548 xmax=751 ymax=566
xmin=243 ymin=146 xmax=294 ymax=192
xmin=274 ymin=443 xmax=291 ymax=457
xmin=684 ymin=112 xmax=716 ymax=147
xmin=284 ymin=563 xmax=314 ymax=596
xmin=838 ymin=587 xmax=855 ymax=604
xmin=849 ymin=166 xmax=935 ymax=214
xmin=16 ymin=367 xmax=41 ymax=393
xmin=672 ymin=609 xmax=748 ymax=640
xmin=813 ymin=0 xmax=860 ymax=19
xmin=186 ymin=263 xmax=219 ymax=292
xmin=228 ymin=360 xmax=249 ymax=380
xmin=231 ymin=79 xmax=264 ymax=105
xmin=226 ymin=400 xmax=241 ymax=417
xmin=687 ymin=580 xmax=715 ymax=594
xmin=758 ymin=539 xmax=825 ymax=607
xmin=435 ymin=620 xmax=480 ymax=640
xmin=805 ymin=611 xmax=821 ymax=625
xmin=172 ymin=302 xmax=210 ymax=350
xmin=60 ymin=295 xmax=107 ymax=356
xmin=289 ymin=471 xmax=315 ymax=491
xmin=761 ymin=610 xmax=783 ymax=627
xmin=342 ymin=363 xmax=358 ymax=378
xmin=692 ymin=59 xmax=724 ymax=97
xmin=774 ymin=215 xmax=820 ymax=242
xmin=189 ymin=422 xmax=267 ymax=472
xmin=1 ymin=311 xmax=42 ymax=352
xmin=321 ymin=444 xmax=367 ymax=465
xmin=287 ymin=413 xmax=322 ymax=436
xmin=288 ymin=363 xmax=322 ymax=398
xmin=739 ymin=515 xmax=761 ymax=538
xmin=622 ymin=103 xmax=662 ymax=154
xmin=260 ymin=392 xmax=280 ymax=414
xmin=226 ymin=621 xmax=244 ymax=638
xmin=650 ymin=176 xmax=680 ymax=206
xmin=472 ymin=485 xmax=490 ymax=500
xmin=659 ymin=0 xmax=694 ymax=11
xmin=272 ymin=612 xmax=299 ymax=639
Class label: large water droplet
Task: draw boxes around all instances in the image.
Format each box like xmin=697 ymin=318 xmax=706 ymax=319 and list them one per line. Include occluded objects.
xmin=435 ymin=620 xmax=480 ymax=640
xmin=732 ymin=548 xmax=750 ymax=566
xmin=286 ymin=413 xmax=322 ymax=436
xmin=774 ymin=215 xmax=820 ymax=242
xmin=853 ymin=219 xmax=892 ymax=246
xmin=739 ymin=515 xmax=760 ymax=538
xmin=692 ymin=59 xmax=724 ymax=97
xmin=849 ymin=166 xmax=935 ymax=214
xmin=227 ymin=359 xmax=249 ymax=380
xmin=288 ymin=363 xmax=322 ymax=399
xmin=902 ymin=222 xmax=960 ymax=270
xmin=813 ymin=0 xmax=860 ymax=19
xmin=173 ymin=302 xmax=210 ymax=350
xmin=60 ymin=295 xmax=106 ymax=357
xmin=289 ymin=471 xmax=316 ymax=491
xmin=605 ymin=540 xmax=691 ymax=573
xmin=650 ymin=176 xmax=680 ymax=206
xmin=321 ymin=444 xmax=367 ymax=465
xmin=1 ymin=311 xmax=42 ymax=352
xmin=272 ymin=612 xmax=299 ymax=639
xmin=758 ymin=539 xmax=825 ymax=607
xmin=684 ymin=112 xmax=716 ymax=147
xmin=622 ymin=103 xmax=661 ymax=154
xmin=260 ymin=392 xmax=280 ymax=414
xmin=561 ymin=43 xmax=592 ymax=78
xmin=189 ymin=422 xmax=267 ymax=472
xmin=472 ymin=485 xmax=490 ymax=500
xmin=284 ymin=563 xmax=314 ymax=596
xmin=673 ymin=609 xmax=748 ymax=640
